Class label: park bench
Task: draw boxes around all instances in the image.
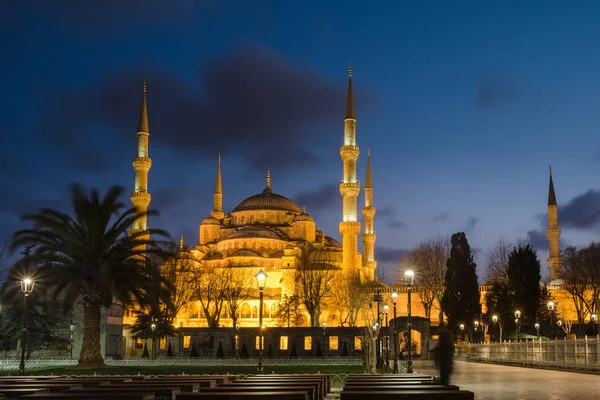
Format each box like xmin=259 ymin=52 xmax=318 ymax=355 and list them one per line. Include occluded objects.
xmin=340 ymin=390 xmax=475 ymax=399
xmin=20 ymin=392 xmax=155 ymax=399
xmin=235 ymin=379 xmax=324 ymax=399
xmin=176 ymin=392 xmax=308 ymax=400
xmin=0 ymin=383 xmax=83 ymax=393
xmin=66 ymin=385 xmax=181 ymax=400
xmin=343 ymin=384 xmax=461 ymax=390
xmin=202 ymin=385 xmax=317 ymax=400
xmin=240 ymin=375 xmax=328 ymax=398
xmin=0 ymin=387 xmax=50 ymax=397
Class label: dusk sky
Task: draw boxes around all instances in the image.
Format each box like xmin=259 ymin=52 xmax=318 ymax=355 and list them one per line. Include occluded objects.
xmin=2 ymin=1 xmax=600 ymax=283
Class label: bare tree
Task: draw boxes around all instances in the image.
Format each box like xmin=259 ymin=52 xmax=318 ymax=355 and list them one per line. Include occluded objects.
xmin=162 ymin=252 xmax=197 ymax=323
xmin=292 ymin=246 xmax=336 ymax=327
xmin=359 ymin=304 xmax=381 ymax=373
xmin=559 ymin=246 xmax=589 ymax=332
xmin=485 ymin=237 xmax=513 ymax=283
xmin=404 ymin=237 xmax=450 ymax=322
xmin=221 ymin=266 xmax=253 ymax=328
xmin=193 ymin=267 xmax=230 ymax=328
xmin=329 ymin=271 xmax=372 ymax=327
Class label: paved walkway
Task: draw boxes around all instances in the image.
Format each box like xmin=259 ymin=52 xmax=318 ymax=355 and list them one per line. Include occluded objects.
xmin=412 ymin=359 xmax=600 ymax=400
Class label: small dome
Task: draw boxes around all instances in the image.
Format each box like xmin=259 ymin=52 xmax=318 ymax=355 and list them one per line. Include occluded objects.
xmin=230 ymin=249 xmax=263 ymax=257
xmin=232 ymin=187 xmax=303 ymax=213
xmin=228 ymin=226 xmax=282 ymax=240
xmin=294 ymin=212 xmax=314 ymax=222
xmin=203 ymin=251 xmax=224 ymax=260
xmin=325 ymin=236 xmax=342 ymax=248
xmin=202 ymin=215 xmax=221 ymax=225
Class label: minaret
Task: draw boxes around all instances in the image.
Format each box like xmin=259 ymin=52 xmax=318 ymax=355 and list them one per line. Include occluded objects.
xmin=362 ymin=149 xmax=376 ymax=279
xmin=546 ymin=166 xmax=561 ymax=282
xmin=211 ymin=154 xmax=224 ymax=220
xmin=130 ymin=80 xmax=152 ymax=236
xmin=339 ymin=65 xmax=361 ymax=274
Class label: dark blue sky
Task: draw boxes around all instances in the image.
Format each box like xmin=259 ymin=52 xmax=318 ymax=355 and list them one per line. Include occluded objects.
xmin=2 ymin=0 xmax=600 ymax=282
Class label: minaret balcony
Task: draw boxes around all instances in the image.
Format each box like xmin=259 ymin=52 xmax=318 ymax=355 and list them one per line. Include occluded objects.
xmin=339 ymin=182 xmax=360 ymax=197
xmin=130 ymin=191 xmax=151 ymax=207
xmin=340 ymin=146 xmax=360 ymax=160
xmin=132 ymin=157 xmax=152 ymax=171
xmin=362 ymin=206 xmax=376 ymax=218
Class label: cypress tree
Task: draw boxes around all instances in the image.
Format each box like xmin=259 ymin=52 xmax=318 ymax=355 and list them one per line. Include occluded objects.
xmin=441 ymin=232 xmax=481 ymax=331
xmin=506 ymin=244 xmax=541 ymax=322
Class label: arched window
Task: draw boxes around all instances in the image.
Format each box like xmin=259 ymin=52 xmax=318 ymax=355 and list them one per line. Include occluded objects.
xmin=270 ymin=303 xmax=277 ymax=318
xmin=241 ymin=303 xmax=251 ymax=319
xmin=252 ymin=306 xmax=258 ymax=319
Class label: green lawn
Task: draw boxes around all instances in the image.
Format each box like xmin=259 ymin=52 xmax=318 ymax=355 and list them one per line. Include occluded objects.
xmin=2 ymin=364 xmax=367 ymax=377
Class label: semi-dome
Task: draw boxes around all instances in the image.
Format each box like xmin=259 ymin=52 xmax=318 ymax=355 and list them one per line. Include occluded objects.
xmin=294 ymin=212 xmax=314 ymax=222
xmin=325 ymin=236 xmax=342 ymax=248
xmin=232 ymin=187 xmax=302 ymax=214
xmin=202 ymin=215 xmax=221 ymax=225
xmin=228 ymin=226 xmax=283 ymax=240
xmin=230 ymin=249 xmax=263 ymax=257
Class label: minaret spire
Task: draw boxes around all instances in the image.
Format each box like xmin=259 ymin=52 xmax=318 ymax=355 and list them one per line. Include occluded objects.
xmin=362 ymin=149 xmax=377 ymax=278
xmin=345 ymin=64 xmax=355 ymax=120
xmin=546 ymin=166 xmax=561 ymax=282
xmin=211 ymin=154 xmax=224 ymax=219
xmin=130 ymin=80 xmax=152 ymax=237
xmin=339 ymin=66 xmax=362 ymax=276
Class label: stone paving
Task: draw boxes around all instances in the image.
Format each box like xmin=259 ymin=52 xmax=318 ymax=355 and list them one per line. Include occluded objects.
xmin=412 ymin=359 xmax=600 ymax=400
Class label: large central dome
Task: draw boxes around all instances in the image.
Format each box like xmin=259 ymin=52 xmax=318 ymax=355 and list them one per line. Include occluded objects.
xmin=232 ymin=187 xmax=303 ymax=213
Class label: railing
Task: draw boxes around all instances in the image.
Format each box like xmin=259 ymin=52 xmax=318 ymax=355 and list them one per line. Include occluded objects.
xmin=462 ymin=336 xmax=600 ymax=371
xmin=0 ymin=356 xmax=363 ymax=371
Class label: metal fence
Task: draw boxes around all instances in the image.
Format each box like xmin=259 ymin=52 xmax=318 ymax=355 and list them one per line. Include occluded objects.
xmin=462 ymin=336 xmax=600 ymax=371
xmin=0 ymin=356 xmax=363 ymax=371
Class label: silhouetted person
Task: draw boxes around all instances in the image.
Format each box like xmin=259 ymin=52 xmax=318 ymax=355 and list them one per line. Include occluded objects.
xmin=436 ymin=328 xmax=454 ymax=385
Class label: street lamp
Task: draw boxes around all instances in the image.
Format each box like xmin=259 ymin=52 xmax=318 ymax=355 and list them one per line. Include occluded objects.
xmin=383 ymin=304 xmax=390 ymax=371
xmin=70 ymin=324 xmax=75 ymax=360
xmin=492 ymin=315 xmax=503 ymax=343
xmin=547 ymin=301 xmax=555 ymax=338
xmin=404 ymin=269 xmax=414 ymax=373
xmin=150 ymin=323 xmax=156 ymax=359
xmin=391 ymin=291 xmax=399 ymax=374
xmin=591 ymin=314 xmax=598 ymax=337
xmin=255 ymin=270 xmax=267 ymax=373
xmin=535 ymin=323 xmax=540 ymax=338
xmin=322 ymin=321 xmax=327 ymax=337
xmin=514 ymin=310 xmax=521 ymax=341
xmin=18 ymin=278 xmax=34 ymax=375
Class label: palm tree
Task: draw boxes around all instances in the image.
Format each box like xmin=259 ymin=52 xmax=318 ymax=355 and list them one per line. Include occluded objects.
xmin=10 ymin=184 xmax=172 ymax=367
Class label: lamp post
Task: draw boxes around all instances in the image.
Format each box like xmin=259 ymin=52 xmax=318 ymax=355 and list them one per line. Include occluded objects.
xmin=591 ymin=314 xmax=598 ymax=337
xmin=150 ymin=323 xmax=156 ymax=360
xmin=492 ymin=315 xmax=503 ymax=343
xmin=255 ymin=270 xmax=267 ymax=373
xmin=383 ymin=304 xmax=390 ymax=371
xmin=473 ymin=320 xmax=479 ymax=343
xmin=391 ymin=291 xmax=399 ymax=374
xmin=372 ymin=293 xmax=383 ymax=368
xmin=535 ymin=323 xmax=540 ymax=339
xmin=557 ymin=320 xmax=563 ymax=339
xmin=514 ymin=310 xmax=521 ymax=341
xmin=322 ymin=321 xmax=327 ymax=338
xmin=70 ymin=324 xmax=75 ymax=360
xmin=547 ymin=301 xmax=555 ymax=339
xmin=235 ymin=323 xmax=241 ymax=357
xmin=18 ymin=278 xmax=34 ymax=375
xmin=404 ymin=269 xmax=414 ymax=373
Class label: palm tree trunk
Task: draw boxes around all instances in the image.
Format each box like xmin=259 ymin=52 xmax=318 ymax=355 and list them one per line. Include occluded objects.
xmin=78 ymin=300 xmax=105 ymax=367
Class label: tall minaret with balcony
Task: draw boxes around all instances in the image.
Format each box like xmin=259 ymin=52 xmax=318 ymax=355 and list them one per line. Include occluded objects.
xmin=339 ymin=66 xmax=361 ymax=274
xmin=130 ymin=80 xmax=152 ymax=238
xmin=546 ymin=166 xmax=561 ymax=282
xmin=362 ymin=149 xmax=376 ymax=279
xmin=211 ymin=154 xmax=224 ymax=220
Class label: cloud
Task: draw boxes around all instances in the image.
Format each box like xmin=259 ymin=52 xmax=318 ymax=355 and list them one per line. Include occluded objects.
xmin=559 ymin=189 xmax=600 ymax=230
xmin=294 ymin=184 xmax=339 ymax=214
xmin=44 ymin=43 xmax=373 ymax=172
xmin=526 ymin=230 xmax=547 ymax=250
xmin=378 ymin=206 xmax=407 ymax=229
xmin=376 ymin=246 xmax=407 ymax=263
xmin=464 ymin=216 xmax=480 ymax=232
xmin=476 ymin=80 xmax=517 ymax=110
xmin=2 ymin=0 xmax=204 ymax=32
xmin=432 ymin=211 xmax=451 ymax=223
